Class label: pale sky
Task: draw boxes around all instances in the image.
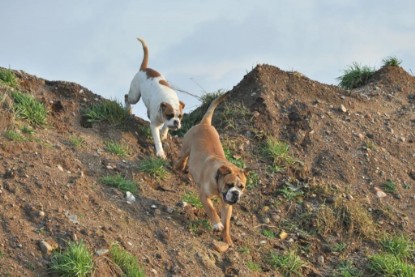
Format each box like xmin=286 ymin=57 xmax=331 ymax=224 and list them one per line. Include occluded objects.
xmin=1 ymin=1 xmax=414 ymax=119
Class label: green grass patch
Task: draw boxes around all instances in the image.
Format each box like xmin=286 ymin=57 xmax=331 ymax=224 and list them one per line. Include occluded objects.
xmin=188 ymin=219 xmax=211 ymax=235
xmin=224 ymin=148 xmax=245 ymax=168
xmin=336 ymin=260 xmax=362 ymax=277
xmin=219 ymin=101 xmax=250 ymax=130
xmin=367 ymin=253 xmax=415 ymax=277
xmin=247 ymin=261 xmax=261 ymax=272
xmin=69 ymin=135 xmax=86 ymax=148
xmin=4 ymin=130 xmax=27 ymax=142
xmin=380 ymin=234 xmax=415 ymax=259
xmin=100 ymin=174 xmax=137 ymax=194
xmin=49 ymin=241 xmax=93 ymax=277
xmin=261 ymin=229 xmax=276 ymax=239
xmin=11 ymin=91 xmax=47 ymax=126
xmin=104 ymin=140 xmax=129 ymax=157
xmin=267 ymin=251 xmax=306 ymax=277
xmin=278 ymin=182 xmax=304 ymax=201
xmin=247 ymin=171 xmax=259 ymax=190
xmin=261 ymin=138 xmax=297 ymax=170
xmin=382 ymin=179 xmax=397 ymax=194
xmin=382 ymin=56 xmax=402 ymax=67
xmin=82 ymin=99 xmax=128 ymax=125
xmin=337 ymin=62 xmax=375 ymax=89
xmin=109 ymin=244 xmax=145 ymax=277
xmin=138 ymin=157 xmax=168 ymax=179
xmin=0 ymin=68 xmax=18 ymax=88
xmin=182 ymin=191 xmax=203 ymax=209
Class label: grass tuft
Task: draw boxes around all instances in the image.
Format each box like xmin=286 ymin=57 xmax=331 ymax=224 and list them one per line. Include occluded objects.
xmin=49 ymin=241 xmax=93 ymax=277
xmin=82 ymin=99 xmax=128 ymax=125
xmin=337 ymin=62 xmax=375 ymax=89
xmin=138 ymin=157 xmax=168 ymax=179
xmin=367 ymin=253 xmax=415 ymax=277
xmin=267 ymin=251 xmax=306 ymax=277
xmin=110 ymin=244 xmax=145 ymax=277
xmin=182 ymin=191 xmax=203 ymax=209
xmin=100 ymin=174 xmax=137 ymax=194
xmin=261 ymin=138 xmax=297 ymax=171
xmin=382 ymin=56 xmax=402 ymax=67
xmin=4 ymin=130 xmax=27 ymax=142
xmin=380 ymin=234 xmax=415 ymax=259
xmin=0 ymin=68 xmax=18 ymax=88
xmin=104 ymin=141 xmax=129 ymax=157
xmin=11 ymin=91 xmax=47 ymax=126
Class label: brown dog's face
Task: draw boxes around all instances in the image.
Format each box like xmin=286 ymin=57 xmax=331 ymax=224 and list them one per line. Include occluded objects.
xmin=217 ymin=165 xmax=248 ymax=205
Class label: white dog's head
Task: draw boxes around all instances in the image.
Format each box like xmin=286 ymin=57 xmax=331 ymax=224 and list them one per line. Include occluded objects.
xmin=160 ymin=101 xmax=185 ymax=130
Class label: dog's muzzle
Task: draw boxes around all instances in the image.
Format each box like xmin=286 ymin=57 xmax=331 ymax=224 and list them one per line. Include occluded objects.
xmin=168 ymin=119 xmax=181 ymax=130
xmin=223 ymin=188 xmax=242 ymax=205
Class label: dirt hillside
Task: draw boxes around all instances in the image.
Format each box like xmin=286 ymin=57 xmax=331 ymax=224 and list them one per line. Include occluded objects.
xmin=0 ymin=64 xmax=414 ymax=276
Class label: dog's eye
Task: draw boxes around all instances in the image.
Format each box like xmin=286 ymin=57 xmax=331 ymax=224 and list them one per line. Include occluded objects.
xmin=178 ymin=114 xmax=183 ymax=119
xmin=226 ymin=183 xmax=234 ymax=188
xmin=166 ymin=114 xmax=174 ymax=120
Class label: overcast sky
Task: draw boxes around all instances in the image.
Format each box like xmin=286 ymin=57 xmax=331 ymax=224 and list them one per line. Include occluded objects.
xmin=1 ymin=1 xmax=414 ymax=119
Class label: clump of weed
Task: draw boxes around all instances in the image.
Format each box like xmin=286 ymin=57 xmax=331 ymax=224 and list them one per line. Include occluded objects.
xmin=224 ymin=148 xmax=245 ymax=168
xmin=278 ymin=181 xmax=304 ymax=202
xmin=104 ymin=140 xmax=129 ymax=157
xmin=382 ymin=179 xmax=397 ymax=194
xmin=4 ymin=130 xmax=26 ymax=142
xmin=82 ymin=99 xmax=128 ymax=125
xmin=188 ymin=219 xmax=211 ymax=235
xmin=11 ymin=91 xmax=47 ymax=126
xmin=100 ymin=174 xmax=137 ymax=194
xmin=218 ymin=101 xmax=250 ymax=130
xmin=367 ymin=253 xmax=414 ymax=277
xmin=261 ymin=229 xmax=276 ymax=239
xmin=382 ymin=56 xmax=402 ymax=67
xmin=247 ymin=171 xmax=259 ymax=190
xmin=49 ymin=241 xmax=93 ymax=277
xmin=261 ymin=138 xmax=298 ymax=172
xmin=138 ymin=157 xmax=168 ymax=179
xmin=380 ymin=234 xmax=415 ymax=259
xmin=337 ymin=62 xmax=375 ymax=89
xmin=336 ymin=260 xmax=363 ymax=277
xmin=0 ymin=68 xmax=18 ymax=88
xmin=267 ymin=251 xmax=306 ymax=277
xmin=247 ymin=261 xmax=261 ymax=272
xmin=182 ymin=191 xmax=203 ymax=209
xmin=109 ymin=244 xmax=145 ymax=277
xmin=69 ymin=135 xmax=85 ymax=148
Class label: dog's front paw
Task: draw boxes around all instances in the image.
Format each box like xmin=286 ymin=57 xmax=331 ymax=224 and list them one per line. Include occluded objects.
xmin=213 ymin=223 xmax=224 ymax=231
xmin=156 ymin=151 xmax=166 ymax=159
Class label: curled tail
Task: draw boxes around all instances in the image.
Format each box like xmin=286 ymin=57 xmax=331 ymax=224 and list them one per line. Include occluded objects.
xmin=137 ymin=37 xmax=148 ymax=70
xmin=200 ymin=92 xmax=230 ymax=125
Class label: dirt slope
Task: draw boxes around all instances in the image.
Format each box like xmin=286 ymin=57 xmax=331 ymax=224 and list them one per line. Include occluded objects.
xmin=0 ymin=64 xmax=414 ymax=276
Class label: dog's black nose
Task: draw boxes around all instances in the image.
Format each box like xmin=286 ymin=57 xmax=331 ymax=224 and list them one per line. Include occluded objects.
xmin=173 ymin=120 xmax=179 ymax=127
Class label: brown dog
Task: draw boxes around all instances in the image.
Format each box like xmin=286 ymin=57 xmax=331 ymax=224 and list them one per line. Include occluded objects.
xmin=175 ymin=92 xmax=248 ymax=248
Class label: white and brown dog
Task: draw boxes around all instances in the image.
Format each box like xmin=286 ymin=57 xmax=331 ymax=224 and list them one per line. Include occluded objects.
xmin=125 ymin=38 xmax=185 ymax=159
xmin=175 ymin=92 xmax=248 ymax=250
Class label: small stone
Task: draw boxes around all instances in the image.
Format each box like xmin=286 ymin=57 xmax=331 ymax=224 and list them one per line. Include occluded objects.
xmin=39 ymin=240 xmax=53 ymax=255
xmin=151 ymin=205 xmax=157 ymax=209
xmin=95 ymin=249 xmax=109 ymax=256
xmin=166 ymin=207 xmax=174 ymax=214
xmin=125 ymin=192 xmax=136 ymax=203
xmin=38 ymin=211 xmax=45 ymax=218
xmin=262 ymin=217 xmax=270 ymax=224
xmin=279 ymin=231 xmax=288 ymax=240
xmin=340 ymin=104 xmax=347 ymax=113
xmin=374 ymin=187 xmax=387 ymax=198
xmin=57 ymin=165 xmax=64 ymax=172
xmin=317 ymin=255 xmax=325 ymax=265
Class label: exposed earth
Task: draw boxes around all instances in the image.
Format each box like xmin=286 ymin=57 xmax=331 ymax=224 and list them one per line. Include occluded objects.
xmin=0 ymin=63 xmax=414 ymax=276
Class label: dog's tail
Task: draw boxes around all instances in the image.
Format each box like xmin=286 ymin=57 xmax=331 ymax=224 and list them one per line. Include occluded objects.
xmin=137 ymin=37 xmax=148 ymax=71
xmin=199 ymin=92 xmax=230 ymax=125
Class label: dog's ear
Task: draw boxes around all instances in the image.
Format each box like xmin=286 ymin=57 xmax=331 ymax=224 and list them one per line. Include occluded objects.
xmin=218 ymin=165 xmax=232 ymax=176
xmin=179 ymin=101 xmax=185 ymax=109
xmin=160 ymin=102 xmax=168 ymax=111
